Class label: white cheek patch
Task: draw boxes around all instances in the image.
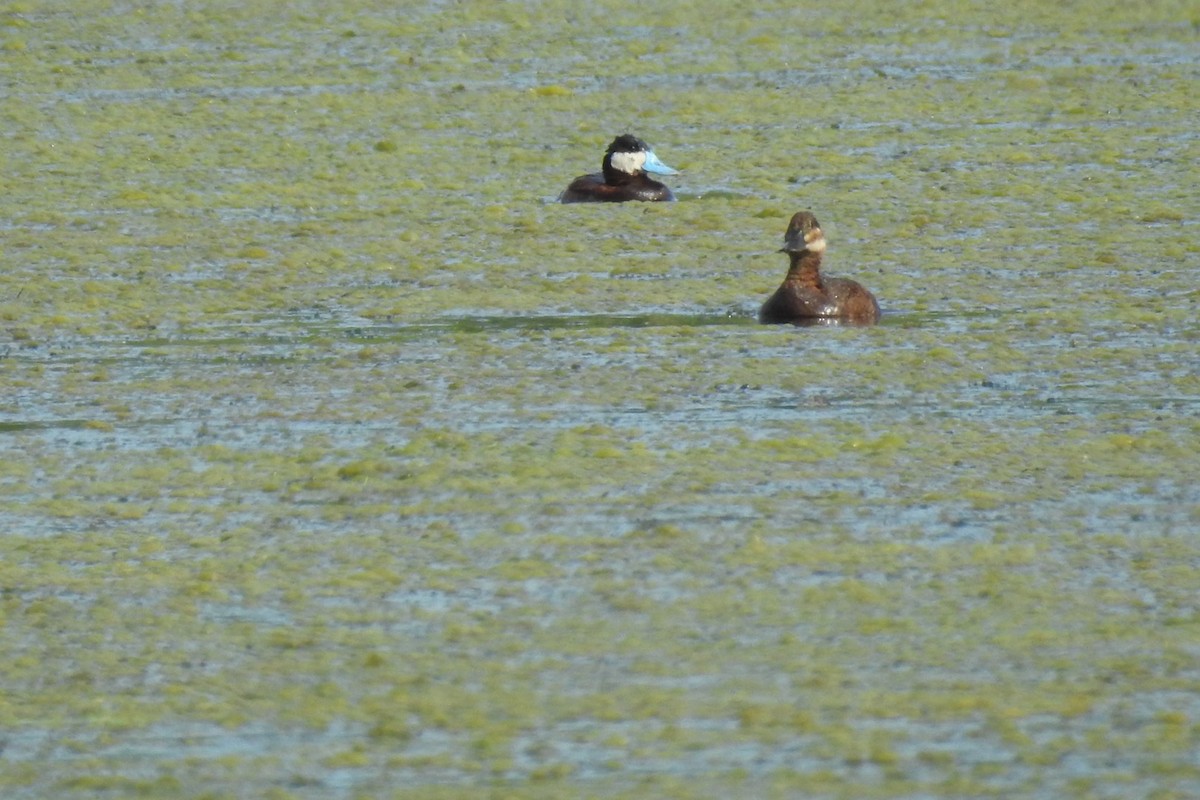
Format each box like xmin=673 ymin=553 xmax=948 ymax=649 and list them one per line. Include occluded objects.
xmin=808 ymin=235 xmax=827 ymax=253
xmin=608 ymin=150 xmax=646 ymax=175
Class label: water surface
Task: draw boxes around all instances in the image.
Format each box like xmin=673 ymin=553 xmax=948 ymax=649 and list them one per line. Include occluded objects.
xmin=1 ymin=1 xmax=1198 ymax=798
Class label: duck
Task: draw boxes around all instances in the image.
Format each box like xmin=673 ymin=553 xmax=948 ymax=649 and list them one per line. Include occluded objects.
xmin=559 ymin=134 xmax=679 ymax=203
xmin=759 ymin=211 xmax=881 ymax=324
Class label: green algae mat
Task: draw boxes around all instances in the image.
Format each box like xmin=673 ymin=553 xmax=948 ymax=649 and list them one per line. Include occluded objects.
xmin=2 ymin=1 xmax=1199 ymax=798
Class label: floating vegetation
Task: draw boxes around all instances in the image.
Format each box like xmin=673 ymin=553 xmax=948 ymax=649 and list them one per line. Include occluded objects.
xmin=1 ymin=1 xmax=1197 ymax=798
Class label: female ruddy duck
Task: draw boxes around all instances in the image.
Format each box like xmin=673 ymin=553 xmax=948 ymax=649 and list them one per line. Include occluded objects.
xmin=560 ymin=134 xmax=679 ymax=203
xmin=759 ymin=211 xmax=881 ymax=325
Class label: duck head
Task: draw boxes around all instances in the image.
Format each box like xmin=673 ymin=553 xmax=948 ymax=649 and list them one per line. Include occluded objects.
xmin=781 ymin=211 xmax=827 ymax=255
xmin=602 ymin=134 xmax=679 ymax=181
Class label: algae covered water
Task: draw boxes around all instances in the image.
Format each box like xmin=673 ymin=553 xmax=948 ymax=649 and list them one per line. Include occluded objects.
xmin=2 ymin=1 xmax=1198 ymax=798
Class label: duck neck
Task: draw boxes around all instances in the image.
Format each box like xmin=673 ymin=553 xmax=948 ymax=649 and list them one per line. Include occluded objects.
xmin=602 ymin=166 xmax=636 ymax=184
xmin=785 ymin=251 xmax=823 ymax=287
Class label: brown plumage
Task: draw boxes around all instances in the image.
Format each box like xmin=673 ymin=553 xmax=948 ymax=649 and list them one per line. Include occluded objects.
xmin=759 ymin=211 xmax=880 ymax=325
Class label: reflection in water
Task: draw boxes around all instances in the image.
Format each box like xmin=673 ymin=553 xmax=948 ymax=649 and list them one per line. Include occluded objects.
xmin=782 ymin=315 xmax=877 ymax=328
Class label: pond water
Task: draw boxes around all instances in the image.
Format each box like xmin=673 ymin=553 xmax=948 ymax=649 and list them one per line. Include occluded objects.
xmin=1 ymin=1 xmax=1198 ymax=798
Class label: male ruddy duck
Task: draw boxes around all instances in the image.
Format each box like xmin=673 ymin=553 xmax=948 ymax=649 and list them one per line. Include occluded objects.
xmin=759 ymin=211 xmax=881 ymax=325
xmin=560 ymin=134 xmax=679 ymax=204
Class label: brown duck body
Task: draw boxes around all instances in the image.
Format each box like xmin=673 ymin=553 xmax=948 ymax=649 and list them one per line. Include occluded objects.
xmin=759 ymin=271 xmax=880 ymax=323
xmin=560 ymin=171 xmax=675 ymax=203
xmin=759 ymin=212 xmax=880 ymax=325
